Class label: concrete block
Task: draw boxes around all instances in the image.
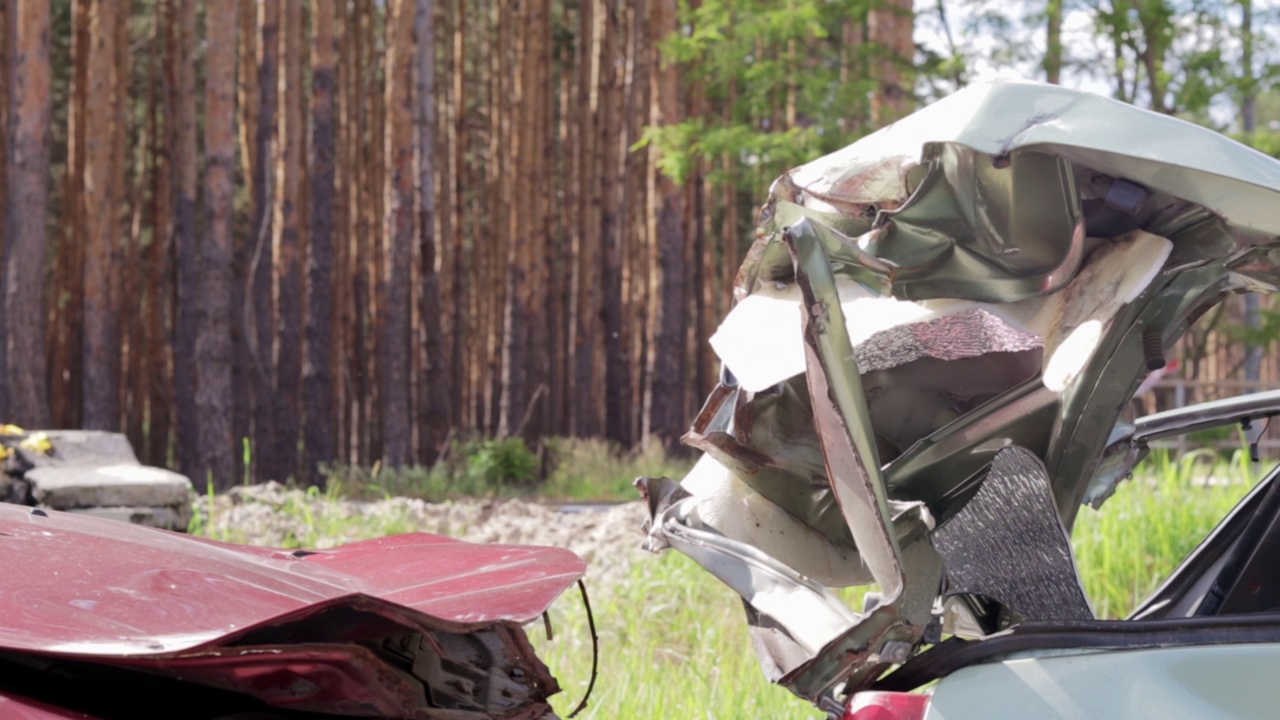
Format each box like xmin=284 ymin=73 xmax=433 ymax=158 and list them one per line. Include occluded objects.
xmin=28 ymin=465 xmax=193 ymax=510
xmin=43 ymin=430 xmax=140 ymax=466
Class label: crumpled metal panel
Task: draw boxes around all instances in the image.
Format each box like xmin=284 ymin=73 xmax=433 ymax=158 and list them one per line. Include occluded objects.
xmin=0 ymin=504 xmax=584 ymax=657
xmin=785 ymin=79 xmax=1280 ymax=236
xmin=0 ymin=504 xmax=582 ymax=718
xmin=644 ymin=79 xmax=1280 ymax=713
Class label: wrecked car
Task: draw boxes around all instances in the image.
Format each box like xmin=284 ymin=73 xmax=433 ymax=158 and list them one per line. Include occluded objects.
xmin=0 ymin=503 xmax=588 ymax=719
xmin=639 ymin=80 xmax=1280 ymax=719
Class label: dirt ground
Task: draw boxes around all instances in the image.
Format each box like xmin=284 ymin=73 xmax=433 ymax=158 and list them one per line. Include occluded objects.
xmin=196 ymin=482 xmax=653 ymax=587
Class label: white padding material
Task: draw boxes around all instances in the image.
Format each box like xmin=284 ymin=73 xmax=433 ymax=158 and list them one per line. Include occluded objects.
xmin=680 ymin=454 xmax=870 ymax=587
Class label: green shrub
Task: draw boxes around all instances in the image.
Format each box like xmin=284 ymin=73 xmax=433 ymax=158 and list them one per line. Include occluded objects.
xmin=543 ymin=437 xmax=695 ymax=501
xmin=462 ymin=437 xmax=540 ymax=489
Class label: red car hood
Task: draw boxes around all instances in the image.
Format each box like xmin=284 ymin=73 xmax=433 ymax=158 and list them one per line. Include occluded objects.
xmin=0 ymin=502 xmax=585 ymax=658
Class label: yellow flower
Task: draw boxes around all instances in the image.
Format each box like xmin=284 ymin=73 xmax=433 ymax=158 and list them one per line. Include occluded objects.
xmin=19 ymin=432 xmax=52 ymax=455
xmin=0 ymin=424 xmax=24 ymax=436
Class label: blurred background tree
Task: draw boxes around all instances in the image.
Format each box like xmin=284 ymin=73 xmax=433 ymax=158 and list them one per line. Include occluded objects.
xmin=1 ymin=0 xmax=1279 ymax=489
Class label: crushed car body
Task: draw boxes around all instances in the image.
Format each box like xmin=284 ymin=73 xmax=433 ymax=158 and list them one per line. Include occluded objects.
xmin=638 ymin=79 xmax=1280 ymax=712
xmin=0 ymin=502 xmax=585 ymax=719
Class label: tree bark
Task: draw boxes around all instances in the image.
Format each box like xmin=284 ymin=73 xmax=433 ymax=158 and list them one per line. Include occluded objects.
xmin=350 ymin=0 xmax=371 ymax=463
xmin=498 ymin=0 xmax=528 ymax=439
xmin=267 ymin=0 xmax=304 ymax=483
xmin=570 ymin=0 xmax=598 ymax=437
xmin=2 ymin=0 xmax=52 ymax=427
xmin=416 ymin=0 xmax=451 ymax=459
xmin=368 ymin=4 xmax=386 ymax=458
xmin=304 ymin=0 xmax=337 ymax=485
xmin=450 ymin=0 xmax=468 ymax=431
xmin=644 ymin=0 xmax=687 ymax=449
xmin=198 ymin=0 xmax=238 ymax=490
xmin=868 ymin=0 xmax=914 ymax=126
xmin=1044 ymin=0 xmax=1063 ymax=84
xmin=171 ymin=0 xmax=199 ymax=465
xmin=382 ymin=0 xmax=415 ymax=466
xmin=600 ymin=0 xmax=628 ymax=445
xmin=252 ymin=0 xmax=279 ymax=479
xmin=82 ymin=0 xmax=122 ymax=431
xmin=232 ymin=0 xmax=259 ymax=479
xmin=112 ymin=0 xmax=131 ymax=433
xmin=125 ymin=18 xmax=151 ymax=456
xmin=145 ymin=0 xmax=171 ymax=467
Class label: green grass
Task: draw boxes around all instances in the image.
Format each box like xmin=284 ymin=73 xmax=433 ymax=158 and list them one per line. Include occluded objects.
xmin=531 ymin=552 xmax=816 ymax=720
xmin=1072 ymin=448 xmax=1262 ymax=618
xmin=541 ymin=437 xmax=695 ymax=501
xmin=320 ymin=436 xmax=695 ymax=503
xmin=193 ymin=444 xmax=1270 ymax=718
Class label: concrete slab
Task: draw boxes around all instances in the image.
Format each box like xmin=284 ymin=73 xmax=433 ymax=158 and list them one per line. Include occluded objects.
xmin=43 ymin=430 xmax=140 ymax=466
xmin=28 ymin=465 xmax=193 ymax=510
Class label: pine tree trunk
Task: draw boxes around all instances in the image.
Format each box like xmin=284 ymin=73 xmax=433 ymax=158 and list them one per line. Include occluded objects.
xmin=381 ymin=0 xmax=415 ymax=466
xmin=2 ymin=0 xmax=53 ymax=427
xmin=498 ymin=0 xmax=526 ymax=439
xmin=450 ymin=0 xmax=468 ymax=431
xmin=600 ymin=0 xmax=628 ymax=445
xmin=146 ymin=0 xmax=173 ymax=466
xmin=527 ymin=0 xmax=552 ymax=439
xmin=416 ymin=0 xmax=451 ymax=459
xmin=350 ymin=0 xmax=371 ymax=463
xmin=1045 ymin=0 xmax=1062 ymax=84
xmin=570 ymin=0 xmax=597 ymax=437
xmin=368 ymin=4 xmax=386 ymax=458
xmin=626 ymin=0 xmax=653 ymax=447
xmin=269 ymin=0 xmax=304 ymax=482
xmin=126 ymin=34 xmax=152 ymax=457
xmin=339 ymin=0 xmax=361 ymax=463
xmin=252 ymin=0 xmax=279 ymax=479
xmin=112 ymin=0 xmax=131 ymax=433
xmin=868 ymin=0 xmax=913 ymax=126
xmin=171 ymin=0 xmax=199 ymax=462
xmin=82 ymin=0 xmax=122 ymax=431
xmin=198 ymin=0 xmax=238 ymax=490
xmin=304 ymin=0 xmax=337 ymax=485
xmin=232 ymin=0 xmax=259 ymax=479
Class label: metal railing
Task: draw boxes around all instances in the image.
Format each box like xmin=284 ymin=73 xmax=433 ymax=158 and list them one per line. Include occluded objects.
xmin=1143 ymin=378 xmax=1280 ymax=454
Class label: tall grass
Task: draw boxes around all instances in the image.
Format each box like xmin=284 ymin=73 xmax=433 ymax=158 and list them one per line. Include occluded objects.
xmin=320 ymin=436 xmax=695 ymax=502
xmin=1072 ymin=448 xmax=1263 ymax=618
xmin=531 ymin=552 xmax=815 ymax=720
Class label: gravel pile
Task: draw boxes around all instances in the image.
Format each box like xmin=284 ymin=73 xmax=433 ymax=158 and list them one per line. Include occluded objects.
xmin=195 ymin=482 xmax=654 ymax=587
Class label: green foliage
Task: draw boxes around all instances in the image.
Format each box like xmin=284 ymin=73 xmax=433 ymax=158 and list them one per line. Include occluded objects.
xmin=1239 ymin=130 xmax=1280 ymax=159
xmin=462 ymin=437 xmax=540 ymax=489
xmin=1221 ymin=301 xmax=1280 ymax=364
xmin=645 ymin=0 xmax=877 ymax=188
xmin=323 ymin=437 xmax=691 ymax=502
xmin=532 ymin=552 xmax=817 ymax=719
xmin=1073 ymin=448 xmax=1262 ymax=618
xmin=543 ymin=437 xmax=695 ymax=500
